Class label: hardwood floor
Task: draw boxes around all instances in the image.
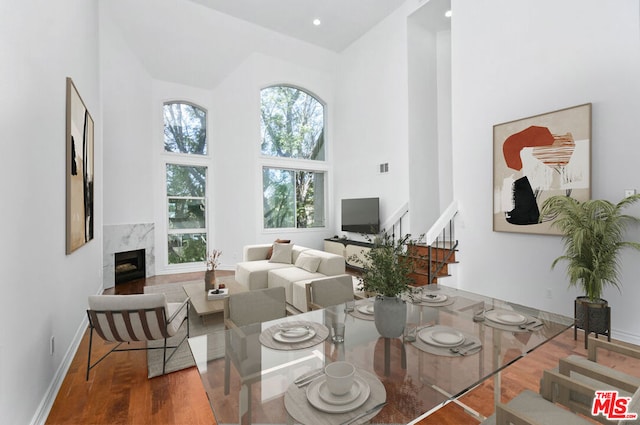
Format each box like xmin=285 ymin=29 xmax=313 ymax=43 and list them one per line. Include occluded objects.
xmin=46 ymin=273 xmax=640 ymax=425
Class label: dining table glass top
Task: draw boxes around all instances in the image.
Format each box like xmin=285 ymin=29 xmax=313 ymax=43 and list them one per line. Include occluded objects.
xmin=187 ymin=285 xmax=573 ymax=425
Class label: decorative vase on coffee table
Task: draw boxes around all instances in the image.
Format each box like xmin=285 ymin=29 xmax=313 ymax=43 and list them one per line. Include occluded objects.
xmin=374 ymin=296 xmax=407 ymax=338
xmin=204 ymin=270 xmax=216 ymax=292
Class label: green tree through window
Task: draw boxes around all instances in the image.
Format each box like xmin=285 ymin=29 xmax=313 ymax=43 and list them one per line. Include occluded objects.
xmin=261 ymin=86 xmax=324 ymax=160
xmin=163 ymin=100 xmax=208 ymax=265
xmin=260 ymin=86 xmax=326 ymax=229
xmin=164 ymin=102 xmax=207 ymax=155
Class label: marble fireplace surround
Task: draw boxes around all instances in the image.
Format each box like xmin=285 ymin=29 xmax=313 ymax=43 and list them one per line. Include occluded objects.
xmin=103 ymin=223 xmax=155 ymax=289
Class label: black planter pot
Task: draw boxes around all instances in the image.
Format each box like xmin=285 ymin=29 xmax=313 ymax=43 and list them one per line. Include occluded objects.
xmin=574 ymin=296 xmax=611 ymax=349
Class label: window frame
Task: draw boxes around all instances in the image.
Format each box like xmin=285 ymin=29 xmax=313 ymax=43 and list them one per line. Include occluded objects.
xmin=161 ymin=100 xmax=210 ymax=270
xmin=258 ymin=84 xmax=329 ymax=233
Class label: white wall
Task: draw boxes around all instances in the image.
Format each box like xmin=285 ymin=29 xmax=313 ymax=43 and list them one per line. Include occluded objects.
xmin=101 ymin=9 xmax=154 ymax=225
xmin=333 ymin=3 xmax=414 ymax=237
xmin=451 ymin=0 xmax=640 ymax=342
xmin=0 ymin=1 xmax=102 ymax=423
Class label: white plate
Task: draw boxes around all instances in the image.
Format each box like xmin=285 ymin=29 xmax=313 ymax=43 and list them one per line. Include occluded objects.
xmin=307 ymin=375 xmax=370 ymax=413
xmin=421 ymin=293 xmax=448 ymax=303
xmin=317 ymin=379 xmax=363 ymax=405
xmin=273 ymin=328 xmax=317 ymax=343
xmin=279 ymin=326 xmax=311 ymax=338
xmin=484 ymin=310 xmax=527 ymax=325
xmin=419 ymin=328 xmax=465 ymax=347
xmin=357 ymin=304 xmax=374 ymax=315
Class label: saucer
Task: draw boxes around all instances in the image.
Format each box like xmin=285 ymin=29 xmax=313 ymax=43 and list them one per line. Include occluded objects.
xmin=419 ymin=328 xmax=465 ymax=347
xmin=485 ymin=310 xmax=527 ymax=325
xmin=273 ymin=328 xmax=317 ymax=343
xmin=357 ymin=304 xmax=374 ymax=315
xmin=317 ymin=379 xmax=363 ymax=405
xmin=421 ymin=293 xmax=448 ymax=303
xmin=306 ymin=375 xmax=371 ymax=413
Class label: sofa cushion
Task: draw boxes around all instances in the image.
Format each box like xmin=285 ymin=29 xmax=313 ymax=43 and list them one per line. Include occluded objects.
xmin=235 ymin=260 xmax=292 ymax=290
xmin=295 ymin=252 xmax=322 ymax=273
xmin=266 ymin=239 xmax=291 ymax=259
xmin=303 ymin=248 xmax=346 ymax=276
xmin=269 ymin=243 xmax=293 ymax=264
xmin=268 ymin=267 xmax=324 ymax=306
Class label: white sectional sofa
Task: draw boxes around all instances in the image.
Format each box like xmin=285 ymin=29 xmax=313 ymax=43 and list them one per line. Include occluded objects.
xmin=235 ymin=243 xmax=346 ymax=312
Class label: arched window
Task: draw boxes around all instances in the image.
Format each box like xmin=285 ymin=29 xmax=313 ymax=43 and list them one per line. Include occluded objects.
xmin=164 ymin=102 xmax=207 ymax=155
xmin=163 ymin=101 xmax=208 ymax=265
xmin=260 ymin=86 xmax=324 ymax=160
xmin=260 ymin=86 xmax=326 ymax=229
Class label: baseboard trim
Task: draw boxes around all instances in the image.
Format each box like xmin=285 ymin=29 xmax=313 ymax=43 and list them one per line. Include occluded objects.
xmin=612 ymin=328 xmax=640 ymax=346
xmin=29 ymin=283 xmax=103 ymax=425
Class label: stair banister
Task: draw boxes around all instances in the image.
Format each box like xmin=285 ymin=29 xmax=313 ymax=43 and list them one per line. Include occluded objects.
xmin=426 ymin=201 xmax=459 ymax=246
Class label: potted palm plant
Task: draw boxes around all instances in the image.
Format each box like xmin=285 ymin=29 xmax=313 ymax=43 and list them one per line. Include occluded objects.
xmin=350 ymin=232 xmax=420 ymax=338
xmin=539 ymin=194 xmax=640 ymax=339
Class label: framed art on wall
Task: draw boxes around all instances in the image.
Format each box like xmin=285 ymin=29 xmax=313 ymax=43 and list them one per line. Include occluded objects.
xmin=493 ymin=103 xmax=591 ymax=235
xmin=66 ymin=77 xmax=95 ymax=254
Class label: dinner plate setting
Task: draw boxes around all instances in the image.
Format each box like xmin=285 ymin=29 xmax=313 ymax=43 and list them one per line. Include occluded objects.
xmin=284 ymin=368 xmax=387 ymax=425
xmin=272 ymin=326 xmax=317 ymax=343
xmin=258 ymin=321 xmax=330 ymax=350
xmin=412 ymin=325 xmax=482 ymax=357
xmin=419 ymin=327 xmax=465 ymax=347
xmin=349 ymin=302 xmax=375 ymax=321
xmin=306 ymin=374 xmax=371 ymax=413
xmin=482 ymin=309 xmax=542 ymax=332
xmin=357 ymin=304 xmax=375 ymax=315
xmin=421 ymin=293 xmax=448 ymax=303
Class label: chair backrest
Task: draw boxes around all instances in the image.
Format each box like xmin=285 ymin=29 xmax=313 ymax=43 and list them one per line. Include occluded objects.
xmin=87 ymin=294 xmax=171 ymax=342
xmin=620 ymin=386 xmax=640 ymax=425
xmin=225 ymin=287 xmax=286 ymax=328
xmin=306 ymin=274 xmax=354 ymax=311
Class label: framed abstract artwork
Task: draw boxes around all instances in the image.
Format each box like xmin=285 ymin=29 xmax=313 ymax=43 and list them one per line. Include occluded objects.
xmin=66 ymin=77 xmax=95 ymax=254
xmin=493 ymin=103 xmax=591 ymax=235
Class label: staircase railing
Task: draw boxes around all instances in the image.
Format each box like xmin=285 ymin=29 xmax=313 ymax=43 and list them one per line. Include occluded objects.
xmin=382 ymin=200 xmax=459 ymax=285
xmin=425 ymin=201 xmax=459 ymax=285
xmin=381 ymin=202 xmax=409 ymax=240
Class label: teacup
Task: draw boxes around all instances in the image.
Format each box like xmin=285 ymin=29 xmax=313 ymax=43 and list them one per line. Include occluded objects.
xmin=324 ymin=361 xmax=355 ymax=396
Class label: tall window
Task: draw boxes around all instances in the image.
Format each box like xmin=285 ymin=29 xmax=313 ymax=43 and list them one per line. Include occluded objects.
xmin=163 ymin=101 xmax=208 ymax=264
xmin=260 ymin=86 xmax=326 ymax=229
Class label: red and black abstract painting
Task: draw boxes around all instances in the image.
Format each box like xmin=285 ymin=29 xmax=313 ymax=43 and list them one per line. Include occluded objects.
xmin=493 ymin=104 xmax=591 ymax=235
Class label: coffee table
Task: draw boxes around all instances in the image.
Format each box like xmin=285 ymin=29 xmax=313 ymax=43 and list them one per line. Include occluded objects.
xmin=182 ymin=279 xmax=247 ymax=323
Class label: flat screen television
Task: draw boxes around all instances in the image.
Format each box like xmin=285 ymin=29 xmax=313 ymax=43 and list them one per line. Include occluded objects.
xmin=341 ymin=197 xmax=380 ymax=234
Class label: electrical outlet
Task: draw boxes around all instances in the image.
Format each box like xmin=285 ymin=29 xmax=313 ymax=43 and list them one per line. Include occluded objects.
xmin=625 ymin=189 xmax=636 ymax=198
xmin=50 ymin=336 xmax=55 ymax=356
xmin=545 ymin=288 xmax=552 ymax=299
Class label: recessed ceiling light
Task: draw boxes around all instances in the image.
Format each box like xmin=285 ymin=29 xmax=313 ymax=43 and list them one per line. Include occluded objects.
xmin=313 ymin=18 xmax=321 ymax=26
xmin=445 ymin=10 xmax=452 ymax=18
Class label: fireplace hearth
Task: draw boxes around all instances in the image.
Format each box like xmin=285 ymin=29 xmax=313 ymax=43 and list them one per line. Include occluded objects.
xmin=114 ymin=249 xmax=146 ymax=284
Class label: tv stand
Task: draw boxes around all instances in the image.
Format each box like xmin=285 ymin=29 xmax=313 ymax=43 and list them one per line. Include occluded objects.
xmin=324 ymin=238 xmax=372 ymax=270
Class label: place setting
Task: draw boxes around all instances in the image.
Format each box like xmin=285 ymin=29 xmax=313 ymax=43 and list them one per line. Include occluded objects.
xmin=412 ymin=324 xmax=482 ymax=357
xmin=284 ymin=361 xmax=387 ymax=425
xmin=349 ymin=301 xmax=376 ymax=321
xmin=407 ymin=288 xmax=456 ymax=307
xmin=480 ymin=309 xmax=543 ymax=333
xmin=259 ymin=320 xmax=329 ymax=350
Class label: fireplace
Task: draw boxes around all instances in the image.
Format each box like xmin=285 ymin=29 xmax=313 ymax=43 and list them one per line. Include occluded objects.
xmin=114 ymin=249 xmax=146 ymax=284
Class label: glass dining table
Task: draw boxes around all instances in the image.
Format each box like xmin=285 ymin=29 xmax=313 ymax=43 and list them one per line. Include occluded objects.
xmin=187 ymin=285 xmax=573 ymax=425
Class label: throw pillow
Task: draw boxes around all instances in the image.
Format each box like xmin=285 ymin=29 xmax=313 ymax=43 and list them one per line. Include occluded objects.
xmin=295 ymin=252 xmax=322 ymax=273
xmin=266 ymin=239 xmax=291 ymax=259
xmin=269 ymin=243 xmax=293 ymax=264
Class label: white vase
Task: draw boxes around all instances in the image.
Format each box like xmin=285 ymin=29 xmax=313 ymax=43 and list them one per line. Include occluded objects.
xmin=373 ymin=296 xmax=407 ymax=338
